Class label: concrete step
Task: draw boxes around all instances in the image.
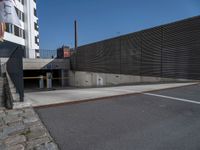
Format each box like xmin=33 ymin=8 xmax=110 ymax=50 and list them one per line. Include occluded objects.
xmin=12 ymin=93 xmax=20 ymax=102
xmin=10 ymin=88 xmax=17 ymax=93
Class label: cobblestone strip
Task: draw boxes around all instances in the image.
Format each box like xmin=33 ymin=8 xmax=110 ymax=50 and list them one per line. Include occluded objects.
xmin=0 ymin=107 xmax=59 ymax=150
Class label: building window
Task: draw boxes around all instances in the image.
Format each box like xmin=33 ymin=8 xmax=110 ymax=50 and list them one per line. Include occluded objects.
xmin=34 ymin=22 xmax=39 ymax=31
xmin=13 ymin=25 xmax=25 ymax=39
xmin=22 ymin=13 xmax=25 ymax=22
xmin=34 ymin=8 xmax=37 ymax=17
xmin=5 ymin=23 xmax=13 ymax=33
xmin=35 ymin=36 xmax=39 ymax=46
xmin=23 ymin=30 xmax=25 ymax=39
xmin=18 ymin=0 xmax=24 ymax=5
xmin=14 ymin=25 xmax=20 ymax=37
xmin=15 ymin=7 xmax=25 ymax=22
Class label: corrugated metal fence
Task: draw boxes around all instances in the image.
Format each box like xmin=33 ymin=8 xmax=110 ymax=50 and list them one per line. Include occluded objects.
xmin=72 ymin=16 xmax=200 ymax=80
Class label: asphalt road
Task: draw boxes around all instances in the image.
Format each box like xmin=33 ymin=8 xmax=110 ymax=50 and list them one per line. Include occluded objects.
xmin=36 ymin=84 xmax=200 ymax=150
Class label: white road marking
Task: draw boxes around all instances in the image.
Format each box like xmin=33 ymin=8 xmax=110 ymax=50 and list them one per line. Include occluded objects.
xmin=144 ymin=93 xmax=200 ymax=105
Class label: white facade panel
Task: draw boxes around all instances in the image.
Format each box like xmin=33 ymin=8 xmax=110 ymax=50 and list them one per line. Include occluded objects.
xmin=16 ymin=0 xmax=24 ymax=12
xmin=4 ymin=32 xmax=25 ymax=46
xmin=4 ymin=0 xmax=40 ymax=59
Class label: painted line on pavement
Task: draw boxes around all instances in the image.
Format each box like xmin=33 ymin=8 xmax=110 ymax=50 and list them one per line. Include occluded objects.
xmin=144 ymin=93 xmax=200 ymax=105
xmin=34 ymin=83 xmax=200 ymax=109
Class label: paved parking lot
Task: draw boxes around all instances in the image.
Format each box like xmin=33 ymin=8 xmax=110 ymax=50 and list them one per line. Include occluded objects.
xmin=36 ymin=84 xmax=200 ymax=150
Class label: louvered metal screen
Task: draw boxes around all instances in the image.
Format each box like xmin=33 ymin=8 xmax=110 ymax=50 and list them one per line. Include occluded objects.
xmin=72 ymin=16 xmax=200 ymax=80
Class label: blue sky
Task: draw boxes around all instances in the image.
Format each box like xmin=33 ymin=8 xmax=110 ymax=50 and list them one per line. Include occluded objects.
xmin=37 ymin=0 xmax=200 ymax=50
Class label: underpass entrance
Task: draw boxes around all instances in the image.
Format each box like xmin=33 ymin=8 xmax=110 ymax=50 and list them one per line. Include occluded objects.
xmin=23 ymin=69 xmax=69 ymax=90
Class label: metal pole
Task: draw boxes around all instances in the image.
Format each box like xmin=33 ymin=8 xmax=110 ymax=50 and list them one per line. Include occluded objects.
xmin=74 ymin=20 xmax=78 ymax=50
xmin=74 ymin=20 xmax=78 ymax=70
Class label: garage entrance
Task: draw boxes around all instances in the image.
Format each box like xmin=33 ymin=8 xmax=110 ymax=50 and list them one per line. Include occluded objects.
xmin=23 ymin=69 xmax=69 ymax=90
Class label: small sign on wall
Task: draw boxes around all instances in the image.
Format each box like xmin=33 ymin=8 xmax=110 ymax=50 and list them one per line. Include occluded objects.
xmin=97 ymin=75 xmax=103 ymax=86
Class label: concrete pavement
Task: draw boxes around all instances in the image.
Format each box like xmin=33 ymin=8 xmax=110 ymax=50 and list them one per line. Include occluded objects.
xmin=36 ymin=84 xmax=200 ymax=150
xmin=25 ymin=82 xmax=197 ymax=107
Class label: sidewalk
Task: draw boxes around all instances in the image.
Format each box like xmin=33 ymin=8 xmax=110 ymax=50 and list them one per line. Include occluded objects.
xmin=25 ymin=82 xmax=198 ymax=107
xmin=0 ymin=107 xmax=59 ymax=150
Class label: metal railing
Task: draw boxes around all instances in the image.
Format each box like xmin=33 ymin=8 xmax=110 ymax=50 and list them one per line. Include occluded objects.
xmin=39 ymin=49 xmax=57 ymax=59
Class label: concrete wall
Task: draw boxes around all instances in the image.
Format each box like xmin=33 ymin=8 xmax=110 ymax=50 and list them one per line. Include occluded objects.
xmin=23 ymin=58 xmax=70 ymax=70
xmin=1 ymin=58 xmax=70 ymax=71
xmin=69 ymin=71 xmax=192 ymax=87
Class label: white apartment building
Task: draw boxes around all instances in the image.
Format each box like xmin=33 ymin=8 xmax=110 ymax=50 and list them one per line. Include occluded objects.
xmin=4 ymin=0 xmax=40 ymax=58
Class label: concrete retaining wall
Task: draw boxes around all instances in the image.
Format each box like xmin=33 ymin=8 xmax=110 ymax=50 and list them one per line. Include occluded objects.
xmin=23 ymin=58 xmax=70 ymax=70
xmin=69 ymin=71 xmax=192 ymax=87
xmin=1 ymin=58 xmax=70 ymax=71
